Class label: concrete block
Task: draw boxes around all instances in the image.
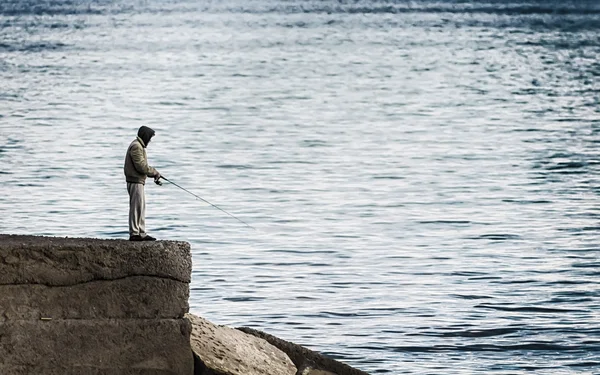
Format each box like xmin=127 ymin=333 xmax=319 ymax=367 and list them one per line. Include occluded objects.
xmin=0 ymin=276 xmax=189 ymax=321
xmin=0 ymin=235 xmax=191 ymax=285
xmin=0 ymin=319 xmax=193 ymax=374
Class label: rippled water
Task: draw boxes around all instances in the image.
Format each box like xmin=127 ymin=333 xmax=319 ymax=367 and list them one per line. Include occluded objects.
xmin=2 ymin=1 xmax=600 ymax=373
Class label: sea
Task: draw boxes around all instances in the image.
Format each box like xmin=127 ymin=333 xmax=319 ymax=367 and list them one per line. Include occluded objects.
xmin=1 ymin=0 xmax=600 ymax=373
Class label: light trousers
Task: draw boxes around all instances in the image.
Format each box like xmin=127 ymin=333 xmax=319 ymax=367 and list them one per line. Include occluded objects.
xmin=127 ymin=182 xmax=146 ymax=237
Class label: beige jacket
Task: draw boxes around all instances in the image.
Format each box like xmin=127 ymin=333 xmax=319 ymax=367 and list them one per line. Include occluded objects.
xmin=124 ymin=137 xmax=157 ymax=185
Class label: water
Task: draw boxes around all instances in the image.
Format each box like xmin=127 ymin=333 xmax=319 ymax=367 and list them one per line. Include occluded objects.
xmin=2 ymin=1 xmax=600 ymax=373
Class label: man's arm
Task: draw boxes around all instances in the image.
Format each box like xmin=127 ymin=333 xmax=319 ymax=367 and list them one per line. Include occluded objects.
xmin=130 ymin=143 xmax=158 ymax=177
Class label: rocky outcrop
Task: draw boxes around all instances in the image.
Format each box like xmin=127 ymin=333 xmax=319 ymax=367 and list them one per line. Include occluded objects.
xmin=0 ymin=234 xmax=370 ymax=375
xmin=237 ymin=327 xmax=370 ymax=375
xmin=187 ymin=314 xmax=296 ymax=375
xmin=297 ymin=369 xmax=338 ymax=375
xmin=0 ymin=234 xmax=194 ymax=374
xmin=188 ymin=314 xmax=370 ymax=375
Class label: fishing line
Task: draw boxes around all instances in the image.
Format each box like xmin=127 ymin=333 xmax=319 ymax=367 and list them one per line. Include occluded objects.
xmin=158 ymin=176 xmax=255 ymax=230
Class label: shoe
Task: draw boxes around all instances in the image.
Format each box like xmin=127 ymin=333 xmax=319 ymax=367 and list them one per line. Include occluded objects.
xmin=129 ymin=235 xmax=144 ymax=241
xmin=141 ymin=235 xmax=156 ymax=241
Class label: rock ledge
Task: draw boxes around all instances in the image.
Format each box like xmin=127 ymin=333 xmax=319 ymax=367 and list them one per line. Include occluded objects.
xmin=0 ymin=234 xmax=193 ymax=374
xmin=0 ymin=235 xmax=370 ymax=375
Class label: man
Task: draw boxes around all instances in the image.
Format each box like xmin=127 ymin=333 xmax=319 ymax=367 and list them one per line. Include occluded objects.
xmin=124 ymin=126 xmax=161 ymax=241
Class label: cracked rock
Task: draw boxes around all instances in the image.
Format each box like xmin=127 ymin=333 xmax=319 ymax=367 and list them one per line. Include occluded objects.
xmin=187 ymin=313 xmax=296 ymax=375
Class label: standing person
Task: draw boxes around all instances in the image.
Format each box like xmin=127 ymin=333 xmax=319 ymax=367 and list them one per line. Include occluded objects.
xmin=124 ymin=126 xmax=161 ymax=241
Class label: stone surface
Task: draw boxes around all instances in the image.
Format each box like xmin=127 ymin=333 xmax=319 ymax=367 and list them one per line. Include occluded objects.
xmin=0 ymin=319 xmax=193 ymax=374
xmin=299 ymin=368 xmax=338 ymax=375
xmin=187 ymin=313 xmax=296 ymax=375
xmin=0 ymin=234 xmax=192 ymax=285
xmin=0 ymin=276 xmax=189 ymax=321
xmin=237 ymin=327 xmax=369 ymax=375
xmin=0 ymin=234 xmax=194 ymax=375
xmin=0 ymin=365 xmax=187 ymax=375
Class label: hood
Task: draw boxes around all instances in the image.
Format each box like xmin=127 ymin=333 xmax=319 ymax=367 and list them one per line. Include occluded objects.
xmin=137 ymin=126 xmax=155 ymax=147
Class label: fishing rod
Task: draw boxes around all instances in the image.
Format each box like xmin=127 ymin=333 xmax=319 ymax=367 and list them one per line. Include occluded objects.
xmin=156 ymin=176 xmax=255 ymax=230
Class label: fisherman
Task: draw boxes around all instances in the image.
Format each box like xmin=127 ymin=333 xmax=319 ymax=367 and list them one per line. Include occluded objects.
xmin=124 ymin=126 xmax=161 ymax=241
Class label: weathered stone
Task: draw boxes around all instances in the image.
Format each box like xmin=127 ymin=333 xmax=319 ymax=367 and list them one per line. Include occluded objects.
xmin=0 ymin=276 xmax=189 ymax=321
xmin=299 ymin=368 xmax=338 ymax=375
xmin=237 ymin=327 xmax=369 ymax=375
xmin=0 ymin=234 xmax=191 ymax=285
xmin=0 ymin=319 xmax=193 ymax=374
xmin=0 ymin=235 xmax=194 ymax=375
xmin=0 ymin=365 xmax=184 ymax=375
xmin=187 ymin=313 xmax=296 ymax=375
xmin=0 ymin=234 xmax=369 ymax=375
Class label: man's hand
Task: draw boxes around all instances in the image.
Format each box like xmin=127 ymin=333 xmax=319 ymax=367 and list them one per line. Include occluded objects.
xmin=154 ymin=171 xmax=162 ymax=185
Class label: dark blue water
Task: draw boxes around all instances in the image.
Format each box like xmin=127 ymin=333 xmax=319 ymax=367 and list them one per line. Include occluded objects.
xmin=1 ymin=1 xmax=600 ymax=373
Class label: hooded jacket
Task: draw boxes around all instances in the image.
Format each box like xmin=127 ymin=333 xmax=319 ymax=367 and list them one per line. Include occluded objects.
xmin=124 ymin=126 xmax=158 ymax=184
